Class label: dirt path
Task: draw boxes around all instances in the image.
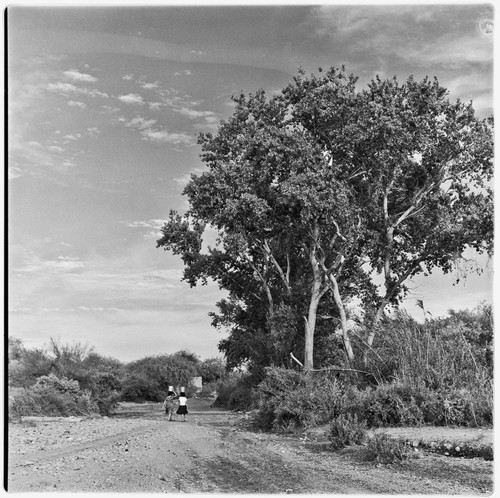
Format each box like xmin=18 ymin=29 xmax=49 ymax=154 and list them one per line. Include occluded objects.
xmin=7 ymin=399 xmax=493 ymax=494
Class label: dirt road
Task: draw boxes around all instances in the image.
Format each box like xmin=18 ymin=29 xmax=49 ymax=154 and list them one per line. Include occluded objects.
xmin=7 ymin=398 xmax=493 ymax=494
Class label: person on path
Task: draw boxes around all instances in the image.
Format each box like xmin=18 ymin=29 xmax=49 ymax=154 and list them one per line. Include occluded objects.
xmin=163 ymin=386 xmax=177 ymax=421
xmin=176 ymin=390 xmax=188 ymax=422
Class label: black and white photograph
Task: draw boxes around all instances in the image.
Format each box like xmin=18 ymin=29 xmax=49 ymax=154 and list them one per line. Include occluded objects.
xmin=6 ymin=1 xmax=494 ymax=494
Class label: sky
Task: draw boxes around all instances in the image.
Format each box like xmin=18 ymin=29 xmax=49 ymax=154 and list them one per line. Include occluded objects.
xmin=6 ymin=2 xmax=495 ymax=363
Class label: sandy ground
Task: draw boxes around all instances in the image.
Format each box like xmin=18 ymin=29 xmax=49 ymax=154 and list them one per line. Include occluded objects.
xmin=7 ymin=398 xmax=493 ymax=494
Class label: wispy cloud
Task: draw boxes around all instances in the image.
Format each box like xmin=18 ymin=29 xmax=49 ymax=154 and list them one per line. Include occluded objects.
xmin=87 ymin=127 xmax=100 ymax=137
xmin=142 ymin=129 xmax=193 ymax=145
xmin=117 ymin=93 xmax=144 ymax=105
xmin=173 ymin=107 xmax=217 ymax=120
xmin=123 ymin=219 xmax=165 ymax=229
xmin=148 ymin=102 xmax=164 ymax=111
xmin=141 ymin=81 xmax=160 ymax=90
xmin=63 ymin=69 xmax=97 ymax=83
xmin=48 ymin=145 xmax=64 ymax=153
xmin=18 ymin=256 xmax=84 ymax=274
xmin=9 ymin=137 xmax=75 ymax=179
xmin=47 ymin=82 xmax=109 ymax=98
xmin=123 ymin=218 xmax=166 ymax=239
xmin=124 ymin=116 xmax=157 ymax=130
xmin=63 ymin=133 xmax=82 ymax=141
xmin=119 ymin=114 xmax=194 ymax=146
xmin=67 ymin=100 xmax=87 ymax=109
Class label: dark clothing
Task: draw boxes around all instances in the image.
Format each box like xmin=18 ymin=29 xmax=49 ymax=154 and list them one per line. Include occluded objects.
xmin=176 ymin=405 xmax=188 ymax=415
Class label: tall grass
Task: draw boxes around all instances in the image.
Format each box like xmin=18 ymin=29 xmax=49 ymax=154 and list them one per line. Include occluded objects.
xmin=252 ymin=306 xmax=493 ymax=430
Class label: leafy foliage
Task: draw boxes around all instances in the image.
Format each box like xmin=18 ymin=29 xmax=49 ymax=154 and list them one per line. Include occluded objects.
xmin=364 ymin=433 xmax=416 ymax=464
xmin=255 ymin=367 xmax=345 ymax=431
xmin=329 ymin=413 xmax=367 ymax=450
xmin=9 ymin=374 xmax=97 ymax=419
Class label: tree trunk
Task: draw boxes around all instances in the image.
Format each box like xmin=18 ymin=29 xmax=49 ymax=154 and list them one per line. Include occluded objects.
xmin=304 ymin=277 xmax=322 ymax=371
xmin=304 ymin=238 xmax=323 ymax=371
xmin=328 ymin=273 xmax=355 ymax=362
xmin=363 ymin=300 xmax=387 ymax=365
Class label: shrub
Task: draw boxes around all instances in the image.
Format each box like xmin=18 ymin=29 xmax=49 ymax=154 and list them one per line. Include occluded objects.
xmin=120 ymin=373 xmax=163 ymax=402
xmin=255 ymin=367 xmax=345 ymax=431
xmin=199 ymin=381 xmax=218 ymax=398
xmin=364 ymin=433 xmax=415 ymax=464
xmin=434 ymin=387 xmax=492 ymax=427
xmin=354 ymin=383 xmax=435 ymax=427
xmin=9 ymin=374 xmax=97 ymax=418
xmin=90 ymin=372 xmax=121 ymax=415
xmin=329 ymin=414 xmax=367 ymax=450
xmin=212 ymin=372 xmax=255 ymax=410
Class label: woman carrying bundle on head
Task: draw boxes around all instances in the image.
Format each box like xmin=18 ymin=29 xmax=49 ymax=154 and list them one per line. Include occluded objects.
xmin=176 ymin=388 xmax=188 ymax=422
xmin=163 ymin=386 xmax=177 ymax=421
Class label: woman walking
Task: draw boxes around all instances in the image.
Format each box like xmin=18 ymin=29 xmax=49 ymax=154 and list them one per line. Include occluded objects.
xmin=176 ymin=389 xmax=188 ymax=422
xmin=163 ymin=386 xmax=177 ymax=421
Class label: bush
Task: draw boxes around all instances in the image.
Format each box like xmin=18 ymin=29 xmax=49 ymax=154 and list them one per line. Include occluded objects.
xmin=9 ymin=374 xmax=97 ymax=418
xmin=255 ymin=367 xmax=345 ymax=431
xmin=199 ymin=381 xmax=218 ymax=398
xmin=212 ymin=372 xmax=255 ymax=410
xmin=90 ymin=372 xmax=121 ymax=415
xmin=120 ymin=373 xmax=163 ymax=402
xmin=329 ymin=414 xmax=367 ymax=450
xmin=348 ymin=381 xmax=492 ymax=429
xmin=364 ymin=433 xmax=415 ymax=464
xmin=353 ymin=383 xmax=436 ymax=427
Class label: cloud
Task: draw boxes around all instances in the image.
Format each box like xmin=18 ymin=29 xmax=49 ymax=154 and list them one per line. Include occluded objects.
xmin=47 ymin=82 xmax=109 ymax=98
xmin=63 ymin=69 xmax=97 ymax=83
xmin=87 ymin=127 xmax=100 ymax=137
xmin=173 ymin=107 xmax=217 ymax=120
xmin=117 ymin=93 xmax=144 ymax=105
xmin=48 ymin=145 xmax=64 ymax=153
xmin=78 ymin=306 xmax=125 ymax=312
xmin=123 ymin=219 xmax=166 ymax=240
xmin=311 ymin=5 xmax=493 ymax=70
xmin=8 ymin=167 xmax=25 ymax=180
xmin=124 ymin=219 xmax=166 ymax=229
xmin=141 ymin=81 xmax=160 ymax=90
xmin=125 ymin=116 xmax=157 ymax=130
xmin=119 ymin=114 xmax=194 ymax=146
xmin=63 ymin=133 xmax=82 ymax=141
xmin=123 ymin=74 xmax=134 ymax=81
xmin=393 ymin=34 xmax=493 ymax=68
xmin=18 ymin=256 xmax=84 ymax=274
xmin=102 ymin=105 xmax=121 ymax=113
xmin=141 ymin=129 xmax=193 ymax=145
xmin=67 ymin=100 xmax=87 ymax=109
xmin=174 ymin=69 xmax=193 ymax=77
xmin=148 ymin=102 xmax=164 ymax=111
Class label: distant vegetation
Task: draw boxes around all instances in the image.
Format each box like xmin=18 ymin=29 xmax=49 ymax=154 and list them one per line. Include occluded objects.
xmin=8 ymin=338 xmax=227 ymax=418
xmin=8 ymin=303 xmax=492 ymax=437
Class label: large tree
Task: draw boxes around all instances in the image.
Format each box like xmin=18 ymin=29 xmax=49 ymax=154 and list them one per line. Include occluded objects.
xmin=157 ymin=67 xmax=493 ymax=371
xmin=284 ymin=69 xmax=493 ymax=360
xmin=158 ymin=88 xmax=364 ymax=370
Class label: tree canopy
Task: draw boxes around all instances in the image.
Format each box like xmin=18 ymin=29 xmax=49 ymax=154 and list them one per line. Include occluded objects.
xmin=157 ymin=67 xmax=493 ymax=372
